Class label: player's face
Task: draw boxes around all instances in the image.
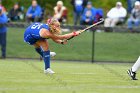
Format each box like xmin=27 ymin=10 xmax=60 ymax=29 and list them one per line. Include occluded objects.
xmin=51 ymin=22 xmax=61 ymax=35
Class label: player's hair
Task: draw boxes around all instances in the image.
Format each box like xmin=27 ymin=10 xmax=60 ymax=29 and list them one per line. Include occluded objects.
xmin=47 ymin=18 xmax=58 ymax=25
xmin=47 ymin=18 xmax=61 ymax=35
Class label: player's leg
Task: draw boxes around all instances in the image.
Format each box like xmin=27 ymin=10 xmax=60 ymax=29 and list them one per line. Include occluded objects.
xmin=0 ymin=33 xmax=2 ymax=58
xmin=34 ymin=43 xmax=56 ymax=60
xmin=35 ymin=40 xmax=55 ymax=74
xmin=127 ymin=56 xmax=140 ymax=80
xmin=0 ymin=32 xmax=6 ymax=58
xmin=132 ymin=56 xmax=140 ymax=72
xmin=34 ymin=43 xmax=43 ymax=57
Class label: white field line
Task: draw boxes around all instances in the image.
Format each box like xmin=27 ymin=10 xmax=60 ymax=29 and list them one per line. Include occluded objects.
xmin=69 ymin=73 xmax=96 ymax=75
xmin=97 ymin=86 xmax=140 ymax=89
xmin=0 ymin=86 xmax=140 ymax=91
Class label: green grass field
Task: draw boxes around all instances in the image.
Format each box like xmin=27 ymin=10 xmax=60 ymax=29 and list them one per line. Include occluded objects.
xmin=5 ymin=27 xmax=140 ymax=62
xmin=0 ymin=59 xmax=140 ymax=93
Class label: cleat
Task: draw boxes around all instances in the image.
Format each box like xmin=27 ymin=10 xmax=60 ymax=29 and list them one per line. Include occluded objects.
xmin=127 ymin=69 xmax=138 ymax=80
xmin=44 ymin=68 xmax=55 ymax=74
xmin=50 ymin=52 xmax=56 ymax=57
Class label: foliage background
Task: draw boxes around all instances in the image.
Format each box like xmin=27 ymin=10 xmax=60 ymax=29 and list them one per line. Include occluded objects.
xmin=2 ymin=0 xmax=127 ymax=23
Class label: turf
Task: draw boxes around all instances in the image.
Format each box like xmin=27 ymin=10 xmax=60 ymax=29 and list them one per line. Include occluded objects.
xmin=6 ymin=27 xmax=140 ymax=62
xmin=0 ymin=59 xmax=140 ymax=93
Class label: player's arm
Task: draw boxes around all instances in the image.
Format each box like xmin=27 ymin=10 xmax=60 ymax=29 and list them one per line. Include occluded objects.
xmin=40 ymin=28 xmax=81 ymax=40
xmin=50 ymin=31 xmax=80 ymax=40
xmin=52 ymin=39 xmax=67 ymax=45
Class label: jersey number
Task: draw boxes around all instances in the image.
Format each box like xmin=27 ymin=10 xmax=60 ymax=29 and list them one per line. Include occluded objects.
xmin=31 ymin=23 xmax=43 ymax=29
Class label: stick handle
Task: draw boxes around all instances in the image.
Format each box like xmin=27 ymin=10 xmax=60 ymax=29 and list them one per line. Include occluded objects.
xmin=67 ymin=30 xmax=84 ymax=40
xmin=80 ymin=30 xmax=85 ymax=33
xmin=67 ymin=36 xmax=74 ymax=40
xmin=67 ymin=19 xmax=104 ymax=41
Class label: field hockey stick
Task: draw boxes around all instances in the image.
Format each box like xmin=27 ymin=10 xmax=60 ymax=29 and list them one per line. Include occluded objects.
xmin=67 ymin=19 xmax=104 ymax=40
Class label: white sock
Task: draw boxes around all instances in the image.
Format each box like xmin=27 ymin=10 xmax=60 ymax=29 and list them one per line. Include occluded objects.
xmin=132 ymin=56 xmax=140 ymax=72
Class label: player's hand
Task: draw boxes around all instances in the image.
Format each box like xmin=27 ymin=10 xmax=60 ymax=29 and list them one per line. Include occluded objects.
xmin=61 ymin=39 xmax=67 ymax=44
xmin=73 ymin=31 xmax=81 ymax=36
xmin=76 ymin=30 xmax=82 ymax=35
xmin=63 ymin=39 xmax=68 ymax=44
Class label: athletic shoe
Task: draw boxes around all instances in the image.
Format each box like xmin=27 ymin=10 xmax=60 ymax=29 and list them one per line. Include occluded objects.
xmin=127 ymin=69 xmax=138 ymax=80
xmin=50 ymin=52 xmax=56 ymax=57
xmin=44 ymin=68 xmax=55 ymax=74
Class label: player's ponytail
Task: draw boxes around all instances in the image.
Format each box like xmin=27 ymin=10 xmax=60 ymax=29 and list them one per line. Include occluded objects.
xmin=47 ymin=18 xmax=62 ymax=35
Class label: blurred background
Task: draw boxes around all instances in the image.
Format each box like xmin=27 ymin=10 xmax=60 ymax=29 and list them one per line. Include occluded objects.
xmin=1 ymin=0 xmax=127 ymax=23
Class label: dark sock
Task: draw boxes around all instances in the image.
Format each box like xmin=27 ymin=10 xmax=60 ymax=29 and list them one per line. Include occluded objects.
xmin=35 ymin=48 xmax=43 ymax=57
xmin=43 ymin=50 xmax=50 ymax=70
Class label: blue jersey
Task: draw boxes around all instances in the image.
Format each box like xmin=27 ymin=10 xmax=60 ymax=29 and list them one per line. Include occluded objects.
xmin=24 ymin=22 xmax=50 ymax=45
xmin=0 ymin=13 xmax=8 ymax=33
